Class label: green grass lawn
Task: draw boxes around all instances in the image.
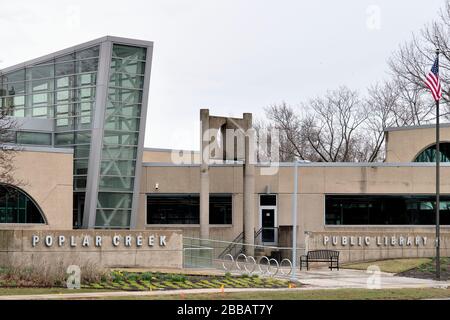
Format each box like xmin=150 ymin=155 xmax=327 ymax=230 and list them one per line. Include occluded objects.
xmin=3 ymin=285 xmax=450 ymax=300
xmin=94 ymin=288 xmax=450 ymax=300
xmin=2 ymin=287 xmax=450 ymax=300
xmin=342 ymin=258 xmax=431 ymax=273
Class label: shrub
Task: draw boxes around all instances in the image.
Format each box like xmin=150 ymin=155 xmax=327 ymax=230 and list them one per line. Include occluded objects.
xmin=169 ymin=274 xmax=186 ymax=282
xmin=125 ymin=273 xmax=139 ymax=281
xmin=0 ymin=259 xmax=109 ymax=287
xmin=141 ymin=272 xmax=153 ymax=281
xmin=111 ymin=271 xmax=125 ymax=283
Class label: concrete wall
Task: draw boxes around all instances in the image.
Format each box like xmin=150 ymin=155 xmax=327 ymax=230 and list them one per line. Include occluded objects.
xmin=0 ymin=148 xmax=73 ymax=230
xmin=308 ymin=231 xmax=448 ymax=263
xmin=0 ymin=230 xmax=183 ymax=269
xmin=385 ymin=125 xmax=450 ymax=162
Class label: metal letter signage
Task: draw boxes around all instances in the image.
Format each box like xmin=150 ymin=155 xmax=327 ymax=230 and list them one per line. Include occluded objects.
xmin=322 ymin=235 xmax=428 ymax=247
xmin=31 ymin=233 xmax=169 ymax=248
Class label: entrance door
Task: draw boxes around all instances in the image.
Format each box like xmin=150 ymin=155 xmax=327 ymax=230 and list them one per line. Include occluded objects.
xmin=259 ymin=194 xmax=277 ymax=245
xmin=261 ymin=208 xmax=277 ymax=244
xmin=260 ymin=207 xmax=278 ymax=245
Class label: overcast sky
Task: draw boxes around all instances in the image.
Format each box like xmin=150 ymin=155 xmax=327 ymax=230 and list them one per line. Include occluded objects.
xmin=0 ymin=0 xmax=445 ymax=150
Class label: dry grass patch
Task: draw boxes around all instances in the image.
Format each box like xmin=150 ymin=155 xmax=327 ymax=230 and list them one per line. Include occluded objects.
xmin=342 ymin=258 xmax=431 ymax=274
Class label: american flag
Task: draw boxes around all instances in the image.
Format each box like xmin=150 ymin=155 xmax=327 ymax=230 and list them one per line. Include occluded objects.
xmin=425 ymin=56 xmax=442 ymax=101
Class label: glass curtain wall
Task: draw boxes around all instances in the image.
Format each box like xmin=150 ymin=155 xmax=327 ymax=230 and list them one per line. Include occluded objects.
xmin=0 ymin=46 xmax=100 ymax=228
xmin=95 ymin=44 xmax=146 ymax=228
xmin=1 ymin=41 xmax=151 ymax=229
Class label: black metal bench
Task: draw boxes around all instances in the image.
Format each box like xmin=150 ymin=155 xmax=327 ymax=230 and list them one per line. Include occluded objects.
xmin=300 ymin=250 xmax=339 ymax=271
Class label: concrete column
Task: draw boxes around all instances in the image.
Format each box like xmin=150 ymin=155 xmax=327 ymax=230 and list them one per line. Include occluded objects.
xmin=200 ymin=109 xmax=210 ymax=240
xmin=83 ymin=41 xmax=112 ymax=229
xmin=243 ymin=113 xmax=255 ymax=255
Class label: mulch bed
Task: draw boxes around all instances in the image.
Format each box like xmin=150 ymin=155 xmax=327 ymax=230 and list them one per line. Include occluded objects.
xmin=83 ymin=275 xmax=292 ymax=291
xmin=397 ymin=258 xmax=450 ymax=280
xmin=0 ymin=272 xmax=293 ymax=291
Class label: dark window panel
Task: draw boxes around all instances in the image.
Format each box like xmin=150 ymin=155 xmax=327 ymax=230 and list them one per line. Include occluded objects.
xmin=3 ymin=69 xmax=25 ymax=83
xmin=0 ymin=184 xmax=45 ymax=224
xmin=210 ymin=194 xmax=232 ymax=224
xmin=325 ymin=195 xmax=450 ymax=225
xmin=260 ymin=194 xmax=277 ymax=206
xmin=17 ymin=131 xmax=52 ymax=145
xmin=56 ymin=53 xmax=76 ymax=63
xmin=112 ymin=45 xmax=146 ymax=60
xmin=147 ymin=194 xmax=233 ymax=225
xmin=147 ymin=194 xmax=200 ymax=224
xmin=77 ymin=59 xmax=98 ymax=73
xmin=55 ymin=62 xmax=75 ymax=76
xmin=76 ymin=46 xmax=100 ymax=59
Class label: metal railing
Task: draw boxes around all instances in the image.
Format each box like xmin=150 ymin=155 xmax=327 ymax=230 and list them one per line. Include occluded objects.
xmin=217 ymin=227 xmax=271 ymax=259
xmin=217 ymin=232 xmax=245 ymax=260
xmin=183 ymin=239 xmax=214 ymax=268
xmin=183 ymin=236 xmax=306 ymax=277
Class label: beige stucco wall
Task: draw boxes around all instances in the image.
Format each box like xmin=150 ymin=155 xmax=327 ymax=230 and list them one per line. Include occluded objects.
xmin=139 ymin=162 xmax=450 ymax=262
xmin=138 ymin=165 xmax=246 ymax=241
xmin=143 ymin=148 xmax=200 ymax=164
xmin=297 ymin=165 xmax=450 ymax=262
xmin=385 ymin=125 xmax=450 ymax=162
xmin=0 ymin=149 xmax=73 ymax=230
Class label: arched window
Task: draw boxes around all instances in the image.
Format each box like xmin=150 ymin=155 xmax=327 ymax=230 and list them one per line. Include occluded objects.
xmin=414 ymin=143 xmax=450 ymax=162
xmin=0 ymin=184 xmax=46 ymax=224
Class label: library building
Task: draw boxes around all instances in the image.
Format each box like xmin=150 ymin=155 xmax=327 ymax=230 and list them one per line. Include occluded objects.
xmin=1 ymin=37 xmax=450 ymax=267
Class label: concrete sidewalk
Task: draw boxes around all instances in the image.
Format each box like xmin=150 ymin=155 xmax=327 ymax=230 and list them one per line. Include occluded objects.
xmin=295 ymin=268 xmax=449 ymax=289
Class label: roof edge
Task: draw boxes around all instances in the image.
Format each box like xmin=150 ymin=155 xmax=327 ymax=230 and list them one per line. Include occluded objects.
xmin=0 ymin=36 xmax=154 ymax=74
xmin=142 ymin=161 xmax=450 ymax=168
xmin=144 ymin=147 xmax=199 ymax=153
xmin=384 ymin=123 xmax=450 ymax=132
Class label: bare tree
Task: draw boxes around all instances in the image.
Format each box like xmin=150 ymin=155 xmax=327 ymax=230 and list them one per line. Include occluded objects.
xmin=0 ymin=103 xmax=19 ymax=185
xmin=260 ymin=80 xmax=439 ymax=162
xmin=304 ymin=86 xmax=368 ymax=162
xmin=362 ymin=81 xmax=399 ymax=162
xmin=264 ymin=102 xmax=310 ymax=161
xmin=263 ymin=87 xmax=377 ymax=162
xmin=388 ymin=0 xmax=450 ymax=122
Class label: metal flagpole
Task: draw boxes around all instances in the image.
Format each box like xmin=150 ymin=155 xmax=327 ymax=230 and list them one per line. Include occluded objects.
xmin=291 ymin=160 xmax=298 ymax=281
xmin=435 ymin=45 xmax=441 ymax=281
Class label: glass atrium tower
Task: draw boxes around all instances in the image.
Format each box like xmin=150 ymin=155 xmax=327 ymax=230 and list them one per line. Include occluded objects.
xmin=0 ymin=36 xmax=153 ymax=229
